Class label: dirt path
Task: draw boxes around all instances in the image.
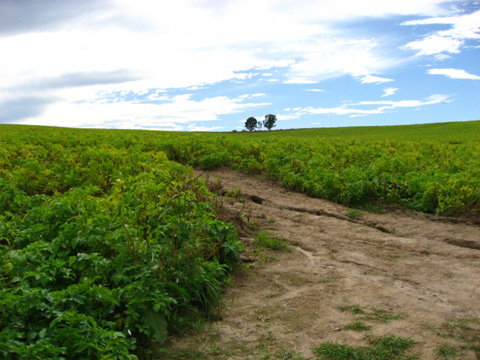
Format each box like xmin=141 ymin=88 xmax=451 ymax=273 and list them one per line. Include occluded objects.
xmin=163 ymin=169 xmax=480 ymax=359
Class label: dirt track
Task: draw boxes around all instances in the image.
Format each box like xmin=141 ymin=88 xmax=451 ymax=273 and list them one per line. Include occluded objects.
xmin=164 ymin=169 xmax=480 ymax=359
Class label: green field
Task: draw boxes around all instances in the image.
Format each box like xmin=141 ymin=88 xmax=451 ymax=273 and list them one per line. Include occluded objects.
xmin=1 ymin=120 xmax=479 ymax=359
xmin=0 ymin=126 xmax=241 ymax=359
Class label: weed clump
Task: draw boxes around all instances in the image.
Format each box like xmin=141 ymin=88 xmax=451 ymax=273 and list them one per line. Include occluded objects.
xmin=253 ymin=230 xmax=290 ymax=251
xmin=343 ymin=321 xmax=371 ymax=332
xmin=314 ymin=335 xmax=418 ymax=360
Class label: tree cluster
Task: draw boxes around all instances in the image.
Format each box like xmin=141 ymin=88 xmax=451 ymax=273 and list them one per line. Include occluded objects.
xmin=245 ymin=114 xmax=277 ymax=131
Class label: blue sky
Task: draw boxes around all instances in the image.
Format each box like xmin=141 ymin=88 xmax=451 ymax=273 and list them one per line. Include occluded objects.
xmin=0 ymin=0 xmax=479 ymax=131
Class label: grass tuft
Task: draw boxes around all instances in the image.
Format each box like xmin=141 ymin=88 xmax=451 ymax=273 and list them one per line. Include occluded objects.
xmin=338 ymin=304 xmax=404 ymax=323
xmin=430 ymin=317 xmax=480 ymax=357
xmin=338 ymin=304 xmax=366 ymax=315
xmin=346 ymin=210 xmax=363 ymax=218
xmin=435 ymin=344 xmax=458 ymax=359
xmin=314 ymin=335 xmax=418 ymax=360
xmin=253 ymin=230 xmax=290 ymax=251
xmin=343 ymin=321 xmax=371 ymax=332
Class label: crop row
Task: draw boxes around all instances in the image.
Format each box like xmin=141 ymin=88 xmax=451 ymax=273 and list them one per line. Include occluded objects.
xmin=155 ymin=132 xmax=480 ymax=218
xmin=0 ymin=127 xmax=241 ymax=359
xmin=3 ymin=124 xmax=477 ymax=217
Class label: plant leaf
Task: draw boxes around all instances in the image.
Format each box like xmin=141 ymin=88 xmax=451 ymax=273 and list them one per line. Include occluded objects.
xmin=143 ymin=310 xmax=168 ymax=344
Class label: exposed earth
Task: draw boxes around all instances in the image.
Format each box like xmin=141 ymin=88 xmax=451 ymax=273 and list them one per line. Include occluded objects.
xmin=162 ymin=168 xmax=480 ymax=359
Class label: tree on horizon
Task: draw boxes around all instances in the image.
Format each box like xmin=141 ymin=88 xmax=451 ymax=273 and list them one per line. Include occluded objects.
xmin=263 ymin=114 xmax=277 ymax=131
xmin=245 ymin=117 xmax=258 ymax=131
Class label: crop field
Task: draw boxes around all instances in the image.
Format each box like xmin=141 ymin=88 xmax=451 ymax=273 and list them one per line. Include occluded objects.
xmin=1 ymin=120 xmax=479 ymax=359
xmin=199 ymin=121 xmax=480 ymax=217
xmin=0 ymin=126 xmax=241 ymax=359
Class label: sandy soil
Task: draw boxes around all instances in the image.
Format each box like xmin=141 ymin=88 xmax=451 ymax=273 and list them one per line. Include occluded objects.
xmin=163 ymin=169 xmax=480 ymax=359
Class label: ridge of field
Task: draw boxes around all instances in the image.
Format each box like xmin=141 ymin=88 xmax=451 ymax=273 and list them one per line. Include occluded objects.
xmin=235 ymin=120 xmax=480 ymax=142
xmin=2 ymin=119 xmax=479 ymax=142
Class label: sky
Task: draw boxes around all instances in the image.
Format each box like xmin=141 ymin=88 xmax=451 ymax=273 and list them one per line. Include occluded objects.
xmin=0 ymin=0 xmax=479 ymax=131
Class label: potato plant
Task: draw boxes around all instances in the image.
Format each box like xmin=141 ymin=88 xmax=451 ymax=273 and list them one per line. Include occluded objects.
xmin=149 ymin=122 xmax=480 ymax=217
xmin=0 ymin=127 xmax=241 ymax=359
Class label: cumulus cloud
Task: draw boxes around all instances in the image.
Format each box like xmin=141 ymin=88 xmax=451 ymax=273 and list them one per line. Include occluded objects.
xmin=428 ymin=68 xmax=480 ymax=80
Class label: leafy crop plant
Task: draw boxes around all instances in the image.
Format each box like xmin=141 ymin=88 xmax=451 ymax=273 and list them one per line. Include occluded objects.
xmin=0 ymin=127 xmax=241 ymax=359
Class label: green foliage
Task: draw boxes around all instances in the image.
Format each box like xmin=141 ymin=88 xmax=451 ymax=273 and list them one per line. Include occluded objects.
xmin=343 ymin=321 xmax=371 ymax=332
xmin=314 ymin=335 xmax=418 ymax=360
xmin=253 ymin=231 xmax=290 ymax=251
xmin=1 ymin=121 xmax=479 ymax=357
xmin=0 ymin=127 xmax=241 ymax=359
xmin=430 ymin=317 xmax=480 ymax=357
xmin=346 ymin=210 xmax=362 ymax=218
xmin=199 ymin=150 xmax=230 ymax=170
xmin=435 ymin=344 xmax=458 ymax=359
xmin=152 ymin=121 xmax=479 ymax=218
xmin=264 ymin=114 xmax=277 ymax=131
xmin=338 ymin=304 xmax=404 ymax=323
xmin=245 ymin=117 xmax=258 ymax=131
xmin=338 ymin=304 xmax=365 ymax=315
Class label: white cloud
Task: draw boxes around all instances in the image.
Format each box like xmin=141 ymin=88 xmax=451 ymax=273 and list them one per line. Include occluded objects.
xmin=284 ymin=78 xmax=318 ymax=84
xmin=403 ymin=34 xmax=464 ymax=56
xmin=277 ymin=113 xmax=303 ymax=121
xmin=381 ymin=87 xmax=399 ymax=97
xmin=402 ymin=9 xmax=480 ymax=57
xmin=428 ymin=68 xmax=480 ymax=80
xmin=1 ymin=0 xmax=447 ymax=92
xmin=286 ymin=94 xmax=449 ymax=118
xmin=146 ymin=90 xmax=168 ymax=101
xmin=282 ymin=36 xmax=401 ymax=85
xmin=353 ymin=94 xmax=448 ymax=107
xmin=359 ymin=74 xmax=394 ymax=84
xmin=239 ymin=93 xmax=266 ymax=99
xmin=19 ymin=93 xmax=271 ymax=130
xmin=434 ymin=53 xmax=452 ymax=61
xmin=306 ymin=89 xmax=325 ymax=92
xmin=0 ymin=0 xmax=474 ymax=128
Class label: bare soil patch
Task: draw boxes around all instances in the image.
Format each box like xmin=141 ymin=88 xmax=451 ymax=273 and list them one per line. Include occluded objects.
xmin=162 ymin=169 xmax=480 ymax=359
